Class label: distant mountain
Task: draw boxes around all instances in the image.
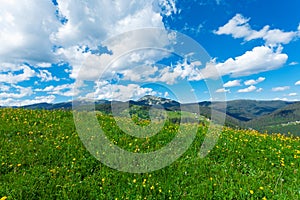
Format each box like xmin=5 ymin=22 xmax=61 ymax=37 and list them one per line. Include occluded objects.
xmin=22 ymin=102 xmax=57 ymax=110
xmin=136 ymin=95 xmax=180 ymax=108
xmin=213 ymin=100 xmax=292 ymax=121
xmin=6 ymin=95 xmax=300 ymax=135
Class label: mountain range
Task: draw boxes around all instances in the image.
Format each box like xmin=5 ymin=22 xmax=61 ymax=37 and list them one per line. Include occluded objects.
xmin=6 ymin=95 xmax=300 ymax=136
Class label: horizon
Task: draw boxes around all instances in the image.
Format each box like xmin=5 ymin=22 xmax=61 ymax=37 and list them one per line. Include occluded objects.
xmin=1 ymin=1 xmax=300 ymax=106
xmin=2 ymin=94 xmax=300 ymax=108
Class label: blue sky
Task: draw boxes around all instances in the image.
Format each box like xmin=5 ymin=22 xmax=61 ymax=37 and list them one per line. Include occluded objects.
xmin=0 ymin=0 xmax=300 ymax=106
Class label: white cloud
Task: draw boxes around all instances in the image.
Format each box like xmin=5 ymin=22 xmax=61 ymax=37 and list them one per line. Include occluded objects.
xmin=52 ymin=0 xmax=168 ymax=48
xmin=0 ymin=0 xmax=59 ymax=64
xmin=216 ymin=88 xmax=230 ymax=93
xmin=52 ymin=0 xmax=176 ymax=82
xmin=214 ymin=14 xmax=299 ymax=46
xmin=37 ymin=70 xmax=60 ymax=82
xmin=223 ymin=80 xmax=241 ymax=87
xmin=214 ymin=14 xmax=253 ymax=39
xmin=238 ymin=85 xmax=256 ymax=93
xmin=0 ymin=85 xmax=32 ymax=99
xmin=91 ymin=82 xmax=157 ymax=101
xmin=295 ymin=80 xmax=300 ymax=85
xmin=35 ymin=83 xmax=78 ymax=97
xmin=244 ymin=77 xmax=265 ymax=85
xmin=0 ymin=84 xmax=10 ymax=92
xmin=274 ymin=97 xmax=288 ymax=101
xmin=289 ymin=62 xmax=298 ymax=66
xmin=157 ymin=60 xmax=203 ymax=84
xmin=288 ymin=93 xmax=297 ymax=96
xmin=0 ymin=0 xmax=180 ymax=106
xmin=272 ymin=86 xmax=290 ymax=92
xmin=256 ymin=88 xmax=263 ymax=92
xmin=0 ymin=0 xmax=176 ymax=80
xmin=0 ymin=65 xmax=36 ymax=84
xmin=200 ymin=46 xmax=287 ymax=78
xmin=0 ymin=95 xmax=56 ymax=107
xmin=157 ymin=0 xmax=177 ymax=16
xmin=37 ymin=63 xmax=52 ymax=68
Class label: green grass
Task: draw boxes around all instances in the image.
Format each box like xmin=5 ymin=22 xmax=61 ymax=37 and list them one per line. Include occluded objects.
xmin=0 ymin=108 xmax=299 ymax=199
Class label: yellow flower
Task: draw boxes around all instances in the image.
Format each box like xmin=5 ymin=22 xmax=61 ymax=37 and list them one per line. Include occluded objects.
xmin=17 ymin=163 xmax=21 ymax=167
xmin=133 ymin=179 xmax=136 ymax=183
xmin=249 ymin=190 xmax=254 ymax=194
xmin=259 ymin=186 xmax=264 ymax=190
xmin=150 ymin=185 xmax=154 ymax=190
xmin=262 ymin=197 xmax=267 ymax=200
xmin=102 ymin=178 xmax=105 ymax=182
xmin=0 ymin=196 xmax=8 ymax=200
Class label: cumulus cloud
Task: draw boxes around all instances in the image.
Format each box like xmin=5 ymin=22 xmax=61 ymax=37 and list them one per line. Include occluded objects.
xmin=272 ymin=86 xmax=290 ymax=92
xmin=223 ymin=80 xmax=241 ymax=87
xmin=288 ymin=93 xmax=297 ymax=96
xmin=91 ymin=81 xmax=157 ymax=101
xmin=238 ymin=85 xmax=256 ymax=93
xmin=244 ymin=77 xmax=265 ymax=85
xmin=0 ymin=0 xmax=176 ymax=76
xmin=0 ymin=0 xmax=179 ymax=105
xmin=52 ymin=0 xmax=178 ymax=82
xmin=52 ymin=0 xmax=168 ymax=47
xmin=214 ymin=14 xmax=299 ymax=46
xmin=0 ymin=95 xmax=56 ymax=107
xmin=35 ymin=83 xmax=78 ymax=97
xmin=295 ymin=80 xmax=300 ymax=85
xmin=0 ymin=85 xmax=33 ymax=99
xmin=200 ymin=46 xmax=287 ymax=78
xmin=216 ymin=88 xmax=230 ymax=93
xmin=0 ymin=0 xmax=59 ymax=64
xmin=0 ymin=65 xmax=36 ymax=84
xmin=157 ymin=60 xmax=203 ymax=84
xmin=37 ymin=70 xmax=60 ymax=82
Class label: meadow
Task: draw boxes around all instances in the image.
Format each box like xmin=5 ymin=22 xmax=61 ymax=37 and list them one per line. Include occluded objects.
xmin=0 ymin=108 xmax=299 ymax=199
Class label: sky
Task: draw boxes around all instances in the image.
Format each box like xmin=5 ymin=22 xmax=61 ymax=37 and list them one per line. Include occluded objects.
xmin=0 ymin=0 xmax=300 ymax=106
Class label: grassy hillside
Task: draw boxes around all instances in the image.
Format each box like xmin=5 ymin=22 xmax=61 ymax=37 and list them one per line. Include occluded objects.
xmin=246 ymin=102 xmax=300 ymax=136
xmin=0 ymin=108 xmax=299 ymax=199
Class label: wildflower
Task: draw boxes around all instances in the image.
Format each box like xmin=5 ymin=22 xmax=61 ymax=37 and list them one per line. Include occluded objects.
xmin=249 ymin=190 xmax=254 ymax=194
xmin=17 ymin=163 xmax=21 ymax=167
xmin=133 ymin=179 xmax=136 ymax=183
xmin=0 ymin=197 xmax=7 ymax=200
xmin=262 ymin=197 xmax=267 ymax=200
xmin=150 ymin=185 xmax=155 ymax=190
xmin=259 ymin=186 xmax=264 ymax=190
xmin=102 ymin=178 xmax=105 ymax=182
